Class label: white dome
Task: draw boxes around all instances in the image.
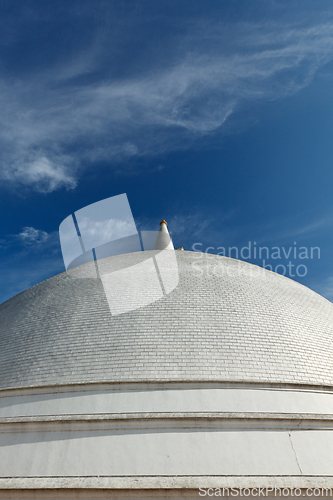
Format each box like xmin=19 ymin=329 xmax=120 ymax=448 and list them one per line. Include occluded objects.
xmin=0 ymin=250 xmax=332 ymax=389
xmin=1 ymin=251 xmax=333 ymax=497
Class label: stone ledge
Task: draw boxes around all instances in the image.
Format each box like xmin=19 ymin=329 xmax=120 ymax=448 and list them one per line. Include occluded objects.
xmin=1 ymin=412 xmax=333 ymax=431
xmin=1 ymin=476 xmax=333 ymax=490
xmin=2 ymin=411 xmax=333 ymax=421
xmin=2 ymin=380 xmax=333 ymax=397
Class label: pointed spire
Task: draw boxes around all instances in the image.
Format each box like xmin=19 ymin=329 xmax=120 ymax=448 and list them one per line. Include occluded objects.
xmin=154 ymin=219 xmax=174 ymax=250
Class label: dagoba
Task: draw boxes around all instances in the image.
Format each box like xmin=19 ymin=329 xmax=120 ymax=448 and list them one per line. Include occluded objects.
xmin=1 ymin=219 xmax=333 ymax=498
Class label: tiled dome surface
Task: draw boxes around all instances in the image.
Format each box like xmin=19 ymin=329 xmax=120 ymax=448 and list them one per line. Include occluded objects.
xmin=1 ymin=250 xmax=333 ymax=389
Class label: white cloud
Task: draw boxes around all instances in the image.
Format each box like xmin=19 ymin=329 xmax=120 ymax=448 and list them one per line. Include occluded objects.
xmin=0 ymin=226 xmax=64 ymax=304
xmin=78 ymin=217 xmax=136 ymax=249
xmin=4 ymin=155 xmax=77 ymax=193
xmin=1 ymin=16 xmax=333 ymax=191
xmin=135 ymin=209 xmax=238 ymax=252
xmin=0 ymin=255 xmax=64 ymax=305
xmin=0 ymin=226 xmax=60 ymax=250
xmin=18 ymin=227 xmax=49 ymax=246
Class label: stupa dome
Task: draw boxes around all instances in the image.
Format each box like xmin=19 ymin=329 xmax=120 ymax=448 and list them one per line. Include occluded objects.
xmin=0 ymin=250 xmax=332 ymax=390
xmin=1 ymin=247 xmax=333 ymax=498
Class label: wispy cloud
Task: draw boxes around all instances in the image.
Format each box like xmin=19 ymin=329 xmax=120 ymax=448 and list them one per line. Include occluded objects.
xmin=0 ymin=226 xmax=58 ymax=251
xmin=1 ymin=12 xmax=333 ymax=192
xmin=310 ymin=276 xmax=333 ymax=303
xmin=253 ymin=213 xmax=333 ymax=246
xmin=135 ymin=209 xmax=238 ymax=251
xmin=0 ymin=255 xmax=64 ymax=305
xmin=0 ymin=226 xmax=64 ymax=304
xmin=286 ymin=215 xmax=333 ymax=238
xmin=17 ymin=226 xmax=49 ymax=246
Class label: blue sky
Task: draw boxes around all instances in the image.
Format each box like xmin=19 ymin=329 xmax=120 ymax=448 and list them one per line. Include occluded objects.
xmin=1 ymin=0 xmax=333 ymax=304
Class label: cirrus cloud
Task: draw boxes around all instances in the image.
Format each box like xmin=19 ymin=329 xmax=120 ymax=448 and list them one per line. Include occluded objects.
xmin=1 ymin=12 xmax=333 ymax=192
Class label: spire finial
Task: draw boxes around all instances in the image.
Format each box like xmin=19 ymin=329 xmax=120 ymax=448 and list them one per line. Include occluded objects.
xmin=154 ymin=219 xmax=174 ymax=250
